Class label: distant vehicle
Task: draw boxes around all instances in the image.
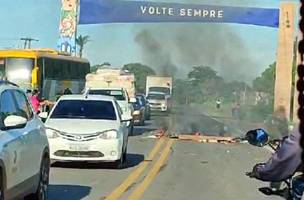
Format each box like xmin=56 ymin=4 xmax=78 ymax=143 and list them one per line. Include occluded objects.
xmin=146 ymin=76 xmax=173 ymax=97
xmin=86 ymin=68 xmax=136 ymax=99
xmin=136 ymin=93 xmax=151 ymax=120
xmin=147 ymin=92 xmax=171 ymax=113
xmin=87 ymin=88 xmax=134 ymax=135
xmin=132 ymin=96 xmax=146 ymax=126
xmin=0 ymin=81 xmax=50 ymax=200
xmin=0 ymin=49 xmax=90 ymax=101
xmin=42 ymin=94 xmax=129 ymax=168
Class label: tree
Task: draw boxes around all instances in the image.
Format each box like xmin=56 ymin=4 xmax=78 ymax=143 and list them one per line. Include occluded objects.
xmin=76 ymin=35 xmax=90 ymax=58
xmin=122 ymin=63 xmax=156 ymax=93
xmin=252 ymin=62 xmax=276 ymax=95
xmin=90 ymin=62 xmax=111 ymax=73
xmin=188 ymin=66 xmax=219 ymax=85
xmin=187 ymin=66 xmax=223 ymax=101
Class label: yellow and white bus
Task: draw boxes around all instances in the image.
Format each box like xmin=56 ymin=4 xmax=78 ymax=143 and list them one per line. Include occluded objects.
xmin=0 ymin=49 xmax=90 ymax=101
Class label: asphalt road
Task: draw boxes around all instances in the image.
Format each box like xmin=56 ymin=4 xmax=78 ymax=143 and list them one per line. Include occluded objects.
xmin=49 ymin=113 xmax=282 ymax=200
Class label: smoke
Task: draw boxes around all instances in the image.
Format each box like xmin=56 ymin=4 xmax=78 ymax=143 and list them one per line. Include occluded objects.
xmin=135 ymin=30 xmax=178 ymax=76
xmin=134 ymin=24 xmax=260 ymax=82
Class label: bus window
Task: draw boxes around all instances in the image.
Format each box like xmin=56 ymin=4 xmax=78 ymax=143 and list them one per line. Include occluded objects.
xmin=6 ymin=58 xmax=34 ymax=88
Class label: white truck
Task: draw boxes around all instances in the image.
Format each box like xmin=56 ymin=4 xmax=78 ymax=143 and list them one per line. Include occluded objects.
xmin=146 ymin=76 xmax=173 ymax=97
xmin=85 ymin=68 xmax=136 ymax=135
xmin=146 ymin=76 xmax=173 ymax=113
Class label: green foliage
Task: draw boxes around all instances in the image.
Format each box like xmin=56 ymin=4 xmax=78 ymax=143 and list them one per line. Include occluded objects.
xmin=122 ymin=63 xmax=156 ymax=93
xmin=188 ymin=66 xmax=219 ymax=84
xmin=76 ymin=35 xmax=90 ymax=58
xmin=252 ymin=62 xmax=276 ymax=94
xmin=183 ymin=66 xmax=249 ymax=104
xmin=90 ymin=62 xmax=111 ymax=73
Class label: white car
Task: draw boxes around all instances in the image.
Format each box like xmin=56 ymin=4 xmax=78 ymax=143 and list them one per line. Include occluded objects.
xmin=43 ymin=94 xmax=129 ymax=167
xmin=147 ymin=92 xmax=171 ymax=112
xmin=87 ymin=88 xmax=135 ymax=135
xmin=0 ymin=81 xmax=50 ymax=200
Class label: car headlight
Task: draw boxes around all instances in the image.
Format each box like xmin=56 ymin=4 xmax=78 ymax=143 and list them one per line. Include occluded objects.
xmin=99 ymin=130 xmax=118 ymax=139
xmin=133 ymin=110 xmax=140 ymax=115
xmin=45 ymin=128 xmax=60 ymax=139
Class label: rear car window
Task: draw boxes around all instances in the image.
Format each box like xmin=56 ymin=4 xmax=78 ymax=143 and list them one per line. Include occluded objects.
xmin=50 ymin=100 xmax=117 ymax=120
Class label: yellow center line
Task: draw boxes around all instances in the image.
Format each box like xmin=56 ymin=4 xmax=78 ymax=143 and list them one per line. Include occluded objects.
xmin=126 ymin=139 xmax=175 ymax=200
xmin=104 ymin=138 xmax=167 ymax=200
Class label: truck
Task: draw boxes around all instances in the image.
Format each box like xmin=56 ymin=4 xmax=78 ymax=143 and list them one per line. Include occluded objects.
xmin=146 ymin=76 xmax=173 ymax=113
xmin=146 ymin=76 xmax=173 ymax=97
xmin=85 ymin=68 xmax=136 ymax=135
xmin=86 ymin=68 xmax=136 ymax=99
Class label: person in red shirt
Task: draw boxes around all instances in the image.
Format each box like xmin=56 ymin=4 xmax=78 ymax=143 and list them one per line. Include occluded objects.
xmin=30 ymin=89 xmax=53 ymax=114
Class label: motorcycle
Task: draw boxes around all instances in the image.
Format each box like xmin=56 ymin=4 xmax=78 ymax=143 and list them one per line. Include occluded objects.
xmin=244 ymin=129 xmax=304 ymax=200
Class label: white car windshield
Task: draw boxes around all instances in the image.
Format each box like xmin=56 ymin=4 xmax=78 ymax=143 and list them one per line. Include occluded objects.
xmin=147 ymin=94 xmax=165 ymax=100
xmin=50 ymin=100 xmax=117 ymax=120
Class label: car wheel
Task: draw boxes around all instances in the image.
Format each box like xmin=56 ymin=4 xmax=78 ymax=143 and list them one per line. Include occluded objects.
xmin=30 ymin=156 xmax=50 ymax=200
xmin=129 ymin=122 xmax=134 ymax=136
xmin=146 ymin=113 xmax=151 ymax=120
xmin=122 ymin=147 xmax=127 ymax=163
xmin=112 ymin=155 xmax=123 ymax=169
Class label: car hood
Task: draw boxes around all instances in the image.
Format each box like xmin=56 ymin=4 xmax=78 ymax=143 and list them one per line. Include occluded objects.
xmin=45 ymin=119 xmax=120 ymax=134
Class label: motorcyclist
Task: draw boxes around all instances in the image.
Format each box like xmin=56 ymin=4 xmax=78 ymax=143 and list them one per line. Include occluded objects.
xmin=247 ymin=125 xmax=303 ymax=198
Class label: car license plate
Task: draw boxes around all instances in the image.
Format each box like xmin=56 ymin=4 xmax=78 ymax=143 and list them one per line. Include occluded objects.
xmin=69 ymin=144 xmax=89 ymax=151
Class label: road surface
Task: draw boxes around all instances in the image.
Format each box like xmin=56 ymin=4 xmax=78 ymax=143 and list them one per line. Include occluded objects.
xmin=49 ymin=113 xmax=281 ymax=200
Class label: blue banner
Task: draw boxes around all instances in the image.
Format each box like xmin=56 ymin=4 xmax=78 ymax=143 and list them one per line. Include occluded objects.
xmin=79 ymin=0 xmax=279 ymax=28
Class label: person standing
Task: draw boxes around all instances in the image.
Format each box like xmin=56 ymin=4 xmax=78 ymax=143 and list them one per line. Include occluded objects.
xmin=216 ymin=98 xmax=221 ymax=109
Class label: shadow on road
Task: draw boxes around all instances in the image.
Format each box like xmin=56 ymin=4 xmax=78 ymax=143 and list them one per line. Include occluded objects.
xmin=51 ymin=153 xmax=144 ymax=170
xmin=48 ymin=184 xmax=91 ymax=200
xmin=131 ymin=120 xmax=158 ymax=136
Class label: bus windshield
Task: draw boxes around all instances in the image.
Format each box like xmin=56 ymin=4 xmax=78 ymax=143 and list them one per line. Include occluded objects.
xmin=5 ymin=58 xmax=34 ymax=88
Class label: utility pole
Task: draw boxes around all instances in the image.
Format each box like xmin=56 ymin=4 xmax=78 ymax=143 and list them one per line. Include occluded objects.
xmin=20 ymin=37 xmax=39 ymax=49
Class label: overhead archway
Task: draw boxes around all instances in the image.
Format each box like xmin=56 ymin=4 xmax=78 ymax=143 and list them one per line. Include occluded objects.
xmin=58 ymin=0 xmax=297 ymax=121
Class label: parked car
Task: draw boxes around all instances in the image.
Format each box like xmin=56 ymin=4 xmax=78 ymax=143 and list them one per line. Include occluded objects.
xmin=87 ymin=88 xmax=135 ymax=135
xmin=42 ymin=94 xmax=129 ymax=168
xmin=132 ymin=96 xmax=146 ymax=126
xmin=0 ymin=81 xmax=50 ymax=200
xmin=136 ymin=93 xmax=151 ymax=120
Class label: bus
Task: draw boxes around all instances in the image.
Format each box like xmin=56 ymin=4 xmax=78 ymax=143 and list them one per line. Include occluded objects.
xmin=0 ymin=49 xmax=90 ymax=101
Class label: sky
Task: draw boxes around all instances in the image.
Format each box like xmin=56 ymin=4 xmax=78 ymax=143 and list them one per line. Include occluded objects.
xmin=0 ymin=0 xmax=299 ymax=82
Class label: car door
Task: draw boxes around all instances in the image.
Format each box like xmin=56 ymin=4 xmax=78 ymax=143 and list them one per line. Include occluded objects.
xmin=0 ymin=90 xmax=26 ymax=190
xmin=12 ymin=90 xmax=43 ymax=179
xmin=115 ymin=101 xmax=128 ymax=143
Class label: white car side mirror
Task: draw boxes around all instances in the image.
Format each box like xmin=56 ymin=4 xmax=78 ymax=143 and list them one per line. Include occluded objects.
xmin=129 ymin=97 xmax=136 ymax=103
xmin=38 ymin=112 xmax=48 ymax=119
xmin=121 ymin=114 xmax=132 ymax=126
xmin=4 ymin=115 xmax=27 ymax=129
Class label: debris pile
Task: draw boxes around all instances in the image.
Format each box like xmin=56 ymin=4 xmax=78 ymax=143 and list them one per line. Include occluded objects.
xmin=177 ymin=134 xmax=235 ymax=144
